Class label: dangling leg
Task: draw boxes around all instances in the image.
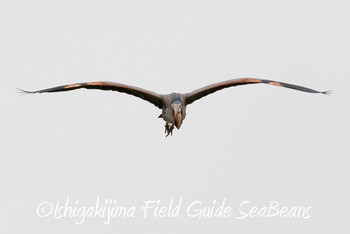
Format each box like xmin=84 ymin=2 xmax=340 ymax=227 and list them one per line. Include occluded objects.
xmin=165 ymin=123 xmax=174 ymax=137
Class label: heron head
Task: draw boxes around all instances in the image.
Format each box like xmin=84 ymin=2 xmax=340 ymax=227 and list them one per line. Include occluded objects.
xmin=172 ymin=100 xmax=183 ymax=129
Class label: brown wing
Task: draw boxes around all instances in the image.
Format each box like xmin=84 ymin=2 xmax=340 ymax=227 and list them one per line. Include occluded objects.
xmin=19 ymin=81 xmax=164 ymax=108
xmin=184 ymin=78 xmax=331 ymax=105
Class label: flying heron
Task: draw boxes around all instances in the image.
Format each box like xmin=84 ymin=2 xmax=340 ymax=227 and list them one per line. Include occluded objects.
xmin=19 ymin=78 xmax=330 ymax=136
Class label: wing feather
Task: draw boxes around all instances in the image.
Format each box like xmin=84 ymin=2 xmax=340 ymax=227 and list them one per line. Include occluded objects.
xmin=185 ymin=78 xmax=330 ymax=105
xmin=19 ymin=81 xmax=163 ymax=108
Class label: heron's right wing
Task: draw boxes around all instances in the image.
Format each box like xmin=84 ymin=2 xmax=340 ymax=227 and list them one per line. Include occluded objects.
xmin=19 ymin=81 xmax=164 ymax=108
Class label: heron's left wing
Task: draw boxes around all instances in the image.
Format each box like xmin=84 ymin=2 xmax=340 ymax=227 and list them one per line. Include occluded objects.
xmin=184 ymin=78 xmax=330 ymax=105
xmin=19 ymin=81 xmax=164 ymax=108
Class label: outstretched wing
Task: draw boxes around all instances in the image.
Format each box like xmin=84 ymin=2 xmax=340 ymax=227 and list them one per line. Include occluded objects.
xmin=19 ymin=81 xmax=164 ymax=108
xmin=185 ymin=78 xmax=330 ymax=105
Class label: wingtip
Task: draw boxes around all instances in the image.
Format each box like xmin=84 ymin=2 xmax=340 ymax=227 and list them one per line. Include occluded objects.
xmin=17 ymin=88 xmax=36 ymax=95
xmin=322 ymin=90 xmax=333 ymax=95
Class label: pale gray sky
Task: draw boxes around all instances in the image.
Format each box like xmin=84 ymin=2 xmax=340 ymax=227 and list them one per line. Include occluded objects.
xmin=2 ymin=0 xmax=350 ymax=233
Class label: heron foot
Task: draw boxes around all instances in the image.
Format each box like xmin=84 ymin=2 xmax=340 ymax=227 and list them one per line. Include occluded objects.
xmin=165 ymin=123 xmax=174 ymax=137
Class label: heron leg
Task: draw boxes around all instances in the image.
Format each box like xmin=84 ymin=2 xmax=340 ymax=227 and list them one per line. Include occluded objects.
xmin=165 ymin=123 xmax=174 ymax=137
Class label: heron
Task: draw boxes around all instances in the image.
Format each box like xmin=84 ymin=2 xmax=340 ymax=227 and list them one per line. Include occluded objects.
xmin=19 ymin=78 xmax=330 ymax=136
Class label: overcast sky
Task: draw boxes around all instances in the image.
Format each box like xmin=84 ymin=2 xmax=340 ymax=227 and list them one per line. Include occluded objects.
xmin=2 ymin=0 xmax=350 ymax=233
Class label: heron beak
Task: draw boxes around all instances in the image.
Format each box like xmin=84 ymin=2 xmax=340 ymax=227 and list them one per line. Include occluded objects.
xmin=172 ymin=103 xmax=183 ymax=129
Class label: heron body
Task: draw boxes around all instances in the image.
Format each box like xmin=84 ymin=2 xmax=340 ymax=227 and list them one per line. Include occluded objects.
xmin=19 ymin=78 xmax=330 ymax=136
xmin=159 ymin=93 xmax=186 ymax=136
